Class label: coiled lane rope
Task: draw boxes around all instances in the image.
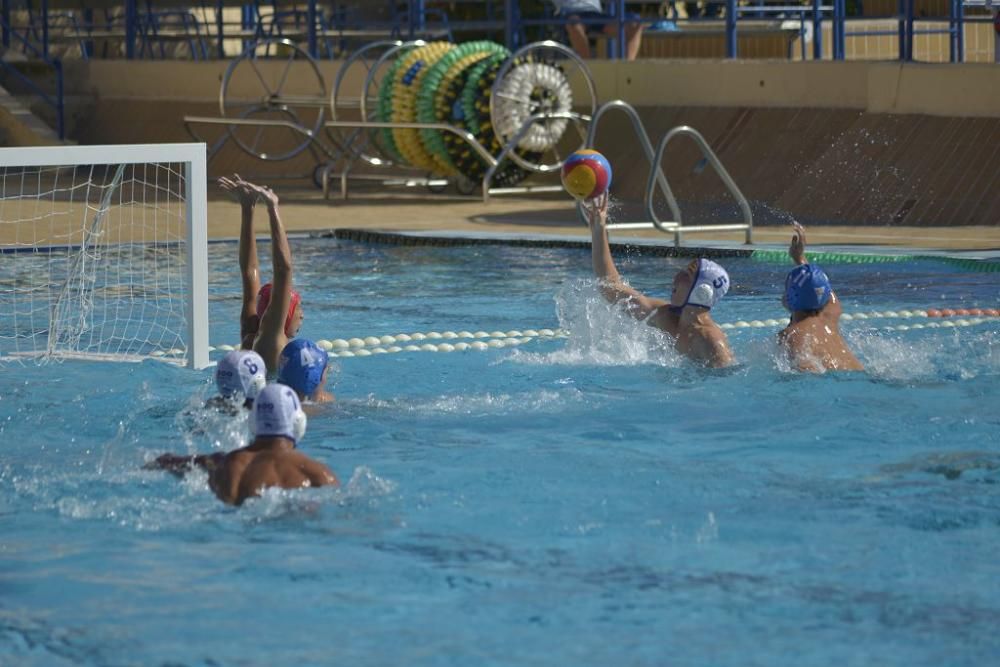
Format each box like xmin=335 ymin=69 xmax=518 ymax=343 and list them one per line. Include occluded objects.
xmin=492 ymin=60 xmax=573 ymax=153
xmin=200 ymin=309 xmax=999 ymax=359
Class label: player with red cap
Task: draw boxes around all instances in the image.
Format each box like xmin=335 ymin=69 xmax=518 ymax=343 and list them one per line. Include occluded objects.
xmin=218 ymin=174 xmax=305 ymax=376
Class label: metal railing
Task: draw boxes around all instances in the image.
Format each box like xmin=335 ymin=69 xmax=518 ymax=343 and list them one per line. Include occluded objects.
xmin=584 ymin=100 xmax=753 ymax=246
xmin=1 ymin=0 xmax=996 ymax=63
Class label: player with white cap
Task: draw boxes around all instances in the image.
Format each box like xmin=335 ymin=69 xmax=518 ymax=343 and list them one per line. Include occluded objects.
xmin=147 ymin=384 xmax=338 ymax=504
xmin=584 ymin=193 xmax=734 ymax=368
xmin=207 ymin=349 xmax=267 ymax=413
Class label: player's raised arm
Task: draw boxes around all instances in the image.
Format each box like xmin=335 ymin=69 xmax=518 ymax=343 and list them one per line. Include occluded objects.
xmin=218 ymin=174 xmax=262 ymax=349
xmin=254 ymin=186 xmax=292 ymax=339
xmin=587 ymin=194 xmax=667 ymax=320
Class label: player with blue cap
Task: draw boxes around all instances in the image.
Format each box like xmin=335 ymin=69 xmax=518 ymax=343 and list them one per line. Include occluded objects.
xmin=146 ymin=384 xmax=339 ymax=505
xmin=209 ymin=349 xmax=267 ymax=412
xmin=778 ymin=222 xmax=863 ymax=372
xmin=584 ymin=193 xmax=734 ymax=367
xmin=277 ymin=338 xmax=334 ymax=403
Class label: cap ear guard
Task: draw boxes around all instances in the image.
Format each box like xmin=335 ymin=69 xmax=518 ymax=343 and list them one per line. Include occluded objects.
xmin=246 ymin=375 xmax=267 ymax=401
xmin=291 ymin=407 xmax=307 ymax=444
xmin=687 ymin=283 xmax=715 ymax=309
xmin=682 ymin=259 xmax=729 ymax=310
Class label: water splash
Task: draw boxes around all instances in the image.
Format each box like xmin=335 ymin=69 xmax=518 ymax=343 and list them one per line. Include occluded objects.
xmin=510 ymin=278 xmax=681 ymax=367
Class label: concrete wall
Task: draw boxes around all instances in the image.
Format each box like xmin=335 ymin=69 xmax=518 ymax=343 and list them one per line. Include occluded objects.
xmin=63 ymin=58 xmax=1000 ymax=227
xmin=67 ymin=58 xmax=1000 ymax=118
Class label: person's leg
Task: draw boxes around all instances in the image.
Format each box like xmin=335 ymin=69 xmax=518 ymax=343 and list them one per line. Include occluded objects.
xmin=601 ymin=18 xmax=644 ymax=60
xmin=564 ymin=15 xmax=592 ymax=59
xmin=624 ymin=20 xmax=644 ymax=60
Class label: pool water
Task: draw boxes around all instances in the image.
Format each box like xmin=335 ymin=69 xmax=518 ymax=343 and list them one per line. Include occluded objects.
xmin=2 ymin=239 xmax=1000 ymax=666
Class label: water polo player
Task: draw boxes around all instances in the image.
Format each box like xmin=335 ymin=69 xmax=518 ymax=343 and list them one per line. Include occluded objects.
xmin=147 ymin=384 xmax=338 ymax=505
xmin=278 ymin=339 xmax=334 ymax=404
xmin=207 ymin=349 xmax=267 ymax=413
xmin=218 ymin=174 xmax=304 ymax=376
xmin=585 ymin=193 xmax=735 ymax=368
xmin=778 ymin=222 xmax=864 ymax=372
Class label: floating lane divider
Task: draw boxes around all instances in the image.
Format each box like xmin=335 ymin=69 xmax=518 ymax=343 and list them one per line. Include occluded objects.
xmin=206 ymin=309 xmax=1000 ymax=357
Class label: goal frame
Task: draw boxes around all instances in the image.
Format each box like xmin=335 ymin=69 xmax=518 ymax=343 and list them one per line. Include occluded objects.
xmin=0 ymin=142 xmax=210 ymax=369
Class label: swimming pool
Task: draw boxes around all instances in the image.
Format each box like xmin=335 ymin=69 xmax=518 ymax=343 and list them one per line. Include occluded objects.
xmin=2 ymin=238 xmax=999 ymax=666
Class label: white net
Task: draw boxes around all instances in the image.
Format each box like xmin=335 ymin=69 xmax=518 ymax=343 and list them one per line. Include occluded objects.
xmin=0 ymin=146 xmax=206 ymax=366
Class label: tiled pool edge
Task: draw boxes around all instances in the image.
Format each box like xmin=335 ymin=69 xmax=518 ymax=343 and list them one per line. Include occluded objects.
xmin=325 ymin=229 xmax=1000 ymax=271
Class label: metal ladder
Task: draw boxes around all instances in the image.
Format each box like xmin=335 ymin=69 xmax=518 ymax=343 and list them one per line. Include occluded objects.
xmin=584 ymin=100 xmax=753 ymax=247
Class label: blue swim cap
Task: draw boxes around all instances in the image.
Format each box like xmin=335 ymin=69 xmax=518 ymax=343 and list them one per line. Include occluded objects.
xmin=278 ymin=339 xmax=328 ymax=398
xmin=785 ymin=264 xmax=832 ymax=312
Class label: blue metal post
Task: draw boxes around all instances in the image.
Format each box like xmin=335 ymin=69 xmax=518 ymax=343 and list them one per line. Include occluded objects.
xmin=897 ymin=0 xmax=906 ymax=60
xmin=833 ymin=0 xmax=845 ymax=60
xmin=725 ymin=0 xmax=737 ymax=58
xmin=125 ymin=0 xmax=136 ymax=59
xmin=307 ymin=0 xmax=317 ymax=58
xmin=615 ymin=0 xmax=625 ymax=59
xmin=904 ymin=0 xmax=914 ymax=61
xmin=41 ymin=0 xmax=49 ymax=60
xmin=812 ymin=0 xmax=822 ymax=59
xmin=504 ymin=0 xmax=515 ymax=50
xmin=215 ymin=0 xmax=224 ymax=59
xmin=409 ymin=0 xmax=426 ymax=38
xmin=241 ymin=2 xmax=254 ymax=51
xmin=2 ymin=0 xmax=10 ymax=49
xmin=951 ymin=0 xmax=964 ymax=62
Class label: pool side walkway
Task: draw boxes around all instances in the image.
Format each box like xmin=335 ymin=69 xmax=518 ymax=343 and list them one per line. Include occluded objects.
xmin=210 ymin=191 xmax=1000 ymax=261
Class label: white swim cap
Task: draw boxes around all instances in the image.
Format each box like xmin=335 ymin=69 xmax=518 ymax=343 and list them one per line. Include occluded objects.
xmin=215 ymin=350 xmax=267 ymax=401
xmin=252 ymin=384 xmax=307 ymax=444
xmin=684 ymin=259 xmax=730 ymax=309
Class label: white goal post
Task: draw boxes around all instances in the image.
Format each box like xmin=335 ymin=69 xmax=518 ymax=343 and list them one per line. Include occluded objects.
xmin=0 ymin=143 xmax=209 ymax=369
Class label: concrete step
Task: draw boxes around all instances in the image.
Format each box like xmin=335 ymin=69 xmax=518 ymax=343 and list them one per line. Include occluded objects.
xmin=0 ymin=82 xmax=65 ymax=145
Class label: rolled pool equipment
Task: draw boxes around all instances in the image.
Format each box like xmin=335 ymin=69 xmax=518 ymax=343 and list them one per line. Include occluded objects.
xmin=187 ymin=38 xmax=596 ymax=199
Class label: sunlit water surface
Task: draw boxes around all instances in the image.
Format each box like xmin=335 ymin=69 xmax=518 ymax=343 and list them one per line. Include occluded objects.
xmin=2 ymin=239 xmax=999 ymax=666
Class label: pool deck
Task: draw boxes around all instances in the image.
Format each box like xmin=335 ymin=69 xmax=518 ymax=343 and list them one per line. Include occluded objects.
xmin=207 ymin=189 xmax=1000 ymax=261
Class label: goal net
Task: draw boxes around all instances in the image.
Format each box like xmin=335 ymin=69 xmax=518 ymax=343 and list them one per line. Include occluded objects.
xmin=0 ymin=143 xmax=209 ymax=369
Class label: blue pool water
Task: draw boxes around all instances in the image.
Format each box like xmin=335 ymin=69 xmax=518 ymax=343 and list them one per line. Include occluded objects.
xmin=2 ymin=238 xmax=1000 ymax=666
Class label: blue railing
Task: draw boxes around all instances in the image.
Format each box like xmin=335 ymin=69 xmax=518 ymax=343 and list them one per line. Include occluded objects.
xmin=0 ymin=0 xmax=996 ymax=64
xmin=0 ymin=0 xmax=64 ymax=139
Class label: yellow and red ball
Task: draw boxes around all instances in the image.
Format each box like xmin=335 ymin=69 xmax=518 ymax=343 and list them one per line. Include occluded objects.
xmin=560 ymin=149 xmax=612 ymax=201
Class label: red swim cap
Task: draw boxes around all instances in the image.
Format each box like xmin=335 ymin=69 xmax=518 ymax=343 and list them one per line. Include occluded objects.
xmin=257 ymin=283 xmax=302 ymax=337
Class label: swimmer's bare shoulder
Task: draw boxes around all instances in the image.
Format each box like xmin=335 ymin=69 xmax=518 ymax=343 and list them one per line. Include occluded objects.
xmin=208 ymin=449 xmax=254 ymax=505
xmin=227 ymin=450 xmax=338 ymax=505
xmin=701 ymin=326 xmax=734 ymax=368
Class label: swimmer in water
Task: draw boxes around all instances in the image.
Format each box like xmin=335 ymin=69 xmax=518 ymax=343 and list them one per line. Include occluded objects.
xmin=585 ymin=193 xmax=734 ymax=368
xmin=205 ymin=349 xmax=267 ymax=414
xmin=147 ymin=384 xmax=338 ymax=505
xmin=218 ymin=174 xmax=304 ymax=376
xmin=778 ymin=222 xmax=864 ymax=372
xmin=277 ymin=338 xmax=334 ymax=404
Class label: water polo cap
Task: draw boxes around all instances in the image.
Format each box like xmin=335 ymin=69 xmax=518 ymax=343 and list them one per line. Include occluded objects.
xmin=785 ymin=264 xmax=832 ymax=312
xmin=257 ymin=283 xmax=302 ymax=337
xmin=252 ymin=384 xmax=307 ymax=444
xmin=215 ymin=350 xmax=267 ymax=401
xmin=278 ymin=338 xmax=329 ymax=399
xmin=682 ymin=259 xmax=730 ymax=309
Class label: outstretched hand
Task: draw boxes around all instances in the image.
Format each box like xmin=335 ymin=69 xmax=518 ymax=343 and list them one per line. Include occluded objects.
xmin=249 ymin=183 xmax=279 ymax=209
xmin=218 ymin=173 xmax=259 ymax=208
xmin=583 ymin=192 xmax=609 ymax=231
xmin=790 ymin=221 xmax=807 ymax=265
xmin=219 ymin=174 xmax=279 ymax=209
